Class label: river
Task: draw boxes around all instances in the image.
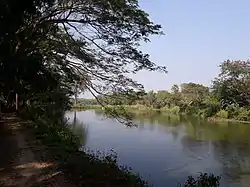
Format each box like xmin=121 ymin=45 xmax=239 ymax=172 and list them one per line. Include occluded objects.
xmin=66 ymin=110 xmax=250 ymax=187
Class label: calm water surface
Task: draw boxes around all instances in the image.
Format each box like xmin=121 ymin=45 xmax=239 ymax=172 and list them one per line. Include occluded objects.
xmin=66 ymin=110 xmax=250 ymax=187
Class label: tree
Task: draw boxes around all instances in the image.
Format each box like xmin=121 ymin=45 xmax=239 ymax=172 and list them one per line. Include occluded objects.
xmin=0 ymin=0 xmax=69 ymax=109
xmin=73 ymin=75 xmax=89 ymax=106
xmin=180 ymin=82 xmax=209 ymax=105
xmin=40 ymin=0 xmax=167 ymax=99
xmin=155 ymin=90 xmax=171 ymax=108
xmin=143 ymin=91 xmax=156 ymax=107
xmin=171 ymin=84 xmax=179 ymax=94
xmin=0 ymin=0 xmax=167 ymax=114
xmin=212 ymin=60 xmax=250 ymax=108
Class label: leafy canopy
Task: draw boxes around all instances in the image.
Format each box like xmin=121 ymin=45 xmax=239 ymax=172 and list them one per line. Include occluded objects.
xmin=0 ymin=0 xmax=167 ymax=112
xmin=213 ymin=60 xmax=250 ymax=108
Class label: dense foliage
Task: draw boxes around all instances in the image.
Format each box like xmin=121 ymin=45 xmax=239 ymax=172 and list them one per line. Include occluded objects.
xmin=0 ymin=0 xmax=167 ymax=114
xmin=77 ymin=60 xmax=250 ymax=121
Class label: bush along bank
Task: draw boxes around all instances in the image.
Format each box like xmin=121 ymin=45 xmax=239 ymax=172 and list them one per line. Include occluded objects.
xmin=72 ymin=103 xmax=250 ymax=124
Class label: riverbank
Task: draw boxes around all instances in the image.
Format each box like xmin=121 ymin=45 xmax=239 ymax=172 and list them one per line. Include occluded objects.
xmin=18 ymin=111 xmax=149 ymax=187
xmin=0 ymin=113 xmax=74 ymax=187
xmin=72 ymin=105 xmax=250 ymax=124
xmin=0 ymin=112 xmax=221 ymax=187
xmin=72 ymin=104 xmax=162 ymax=112
xmin=0 ymin=112 xmax=149 ymax=186
xmin=207 ymin=117 xmax=250 ymax=124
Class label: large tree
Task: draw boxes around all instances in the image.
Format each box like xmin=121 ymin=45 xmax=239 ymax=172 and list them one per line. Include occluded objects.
xmin=212 ymin=60 xmax=250 ymax=108
xmin=0 ymin=0 xmax=167 ymax=112
xmin=36 ymin=0 xmax=167 ymax=96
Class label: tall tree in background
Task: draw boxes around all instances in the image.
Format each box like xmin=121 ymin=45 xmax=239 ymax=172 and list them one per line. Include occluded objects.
xmin=180 ymin=83 xmax=209 ymax=105
xmin=155 ymin=90 xmax=171 ymax=108
xmin=171 ymin=84 xmax=179 ymax=94
xmin=212 ymin=60 xmax=250 ymax=108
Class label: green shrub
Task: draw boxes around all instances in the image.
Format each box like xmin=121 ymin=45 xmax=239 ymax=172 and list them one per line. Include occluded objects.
xmin=129 ymin=104 xmax=150 ymax=110
xmin=215 ymin=110 xmax=228 ymax=119
xmin=184 ymin=173 xmax=220 ymax=187
xmin=197 ymin=109 xmax=206 ymax=118
xmin=160 ymin=106 xmax=169 ymax=111
xmin=225 ymin=104 xmax=240 ymax=119
xmin=236 ymin=108 xmax=250 ymax=121
xmin=161 ymin=106 xmax=180 ymax=115
xmin=184 ymin=105 xmax=199 ymax=115
xmin=170 ymin=106 xmax=181 ymax=115
xmin=202 ymin=104 xmax=220 ymax=118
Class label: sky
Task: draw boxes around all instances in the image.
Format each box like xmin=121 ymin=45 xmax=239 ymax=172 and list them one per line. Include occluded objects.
xmin=133 ymin=0 xmax=250 ymax=90
xmin=83 ymin=0 xmax=250 ymax=98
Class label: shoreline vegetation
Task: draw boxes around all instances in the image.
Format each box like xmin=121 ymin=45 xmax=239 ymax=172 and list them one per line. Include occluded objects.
xmin=72 ymin=104 xmax=250 ymax=124
xmin=207 ymin=117 xmax=250 ymax=124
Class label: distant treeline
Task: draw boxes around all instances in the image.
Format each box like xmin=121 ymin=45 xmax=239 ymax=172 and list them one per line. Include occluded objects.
xmin=75 ymin=60 xmax=250 ymax=122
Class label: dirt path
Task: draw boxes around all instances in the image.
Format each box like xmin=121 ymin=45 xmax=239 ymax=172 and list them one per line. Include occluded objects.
xmin=0 ymin=114 xmax=75 ymax=187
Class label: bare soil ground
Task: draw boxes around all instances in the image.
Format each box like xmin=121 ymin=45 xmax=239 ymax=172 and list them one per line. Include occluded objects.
xmin=0 ymin=113 xmax=75 ymax=187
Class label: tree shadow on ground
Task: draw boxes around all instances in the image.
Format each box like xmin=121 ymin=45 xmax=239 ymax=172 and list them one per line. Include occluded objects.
xmin=0 ymin=113 xmax=75 ymax=187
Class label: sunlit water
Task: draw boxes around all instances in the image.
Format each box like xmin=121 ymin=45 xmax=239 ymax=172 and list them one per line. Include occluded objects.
xmin=66 ymin=110 xmax=250 ymax=187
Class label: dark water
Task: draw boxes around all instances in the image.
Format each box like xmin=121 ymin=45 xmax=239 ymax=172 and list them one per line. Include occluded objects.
xmin=66 ymin=110 xmax=250 ymax=187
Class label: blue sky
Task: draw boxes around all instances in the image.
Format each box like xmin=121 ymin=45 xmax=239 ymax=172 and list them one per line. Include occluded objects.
xmin=83 ymin=0 xmax=250 ymax=98
xmin=132 ymin=0 xmax=250 ymax=91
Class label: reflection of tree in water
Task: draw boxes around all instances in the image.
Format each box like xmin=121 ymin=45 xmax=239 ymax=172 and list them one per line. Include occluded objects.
xmin=184 ymin=120 xmax=250 ymax=144
xmin=70 ymin=111 xmax=88 ymax=147
xmin=91 ymin=109 xmax=250 ymax=183
xmin=179 ymin=117 xmax=216 ymax=160
xmin=94 ymin=109 xmax=103 ymax=116
xmin=212 ymin=140 xmax=250 ymax=186
xmin=180 ymin=135 xmax=211 ymax=161
xmin=180 ymin=120 xmax=250 ymax=182
xmin=87 ymin=109 xmax=250 ymax=186
xmin=135 ymin=112 xmax=182 ymax=125
xmin=182 ymin=121 xmax=250 ymax=185
xmin=93 ymin=110 xmax=250 ymax=143
xmin=94 ymin=109 xmax=186 ymax=126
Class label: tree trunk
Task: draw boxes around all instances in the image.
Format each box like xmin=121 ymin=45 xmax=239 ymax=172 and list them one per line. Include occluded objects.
xmin=74 ymin=81 xmax=78 ymax=106
xmin=15 ymin=93 xmax=19 ymax=112
xmin=73 ymin=111 xmax=76 ymax=126
xmin=74 ymin=94 xmax=77 ymax=106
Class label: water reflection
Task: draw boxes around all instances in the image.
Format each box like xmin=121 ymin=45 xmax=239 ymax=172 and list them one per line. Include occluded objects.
xmin=67 ymin=110 xmax=250 ymax=187
xmin=212 ymin=141 xmax=250 ymax=186
xmin=68 ymin=111 xmax=88 ymax=146
xmin=127 ymin=112 xmax=250 ymax=144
